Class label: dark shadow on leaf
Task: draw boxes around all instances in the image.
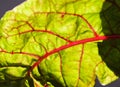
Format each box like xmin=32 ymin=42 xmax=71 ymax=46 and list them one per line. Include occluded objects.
xmin=98 ymin=0 xmax=120 ymax=76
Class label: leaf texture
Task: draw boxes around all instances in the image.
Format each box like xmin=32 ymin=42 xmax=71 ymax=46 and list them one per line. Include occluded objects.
xmin=0 ymin=0 xmax=120 ymax=87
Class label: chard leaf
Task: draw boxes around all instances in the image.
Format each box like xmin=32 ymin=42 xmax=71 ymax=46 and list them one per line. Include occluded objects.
xmin=0 ymin=0 xmax=120 ymax=87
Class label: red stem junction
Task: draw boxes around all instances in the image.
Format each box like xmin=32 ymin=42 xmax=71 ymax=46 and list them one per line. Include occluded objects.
xmin=27 ymin=35 xmax=120 ymax=75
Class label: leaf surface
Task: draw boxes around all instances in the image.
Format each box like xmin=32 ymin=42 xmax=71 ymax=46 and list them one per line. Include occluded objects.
xmin=0 ymin=0 xmax=120 ymax=87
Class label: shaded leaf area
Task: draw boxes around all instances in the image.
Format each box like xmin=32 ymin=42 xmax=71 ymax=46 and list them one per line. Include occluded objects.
xmin=98 ymin=0 xmax=120 ymax=77
xmin=0 ymin=0 xmax=119 ymax=87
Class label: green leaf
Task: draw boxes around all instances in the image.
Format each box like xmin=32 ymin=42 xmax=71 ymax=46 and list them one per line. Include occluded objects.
xmin=98 ymin=0 xmax=120 ymax=79
xmin=0 ymin=0 xmax=120 ymax=87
